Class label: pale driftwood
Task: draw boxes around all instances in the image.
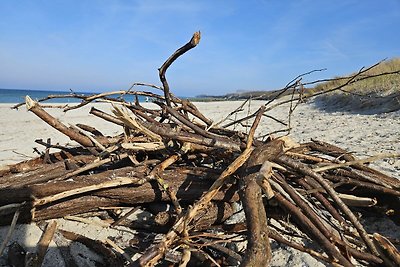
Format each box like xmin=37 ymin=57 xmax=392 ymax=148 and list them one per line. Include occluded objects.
xmin=112 ymin=105 xmax=162 ymax=142
xmin=337 ymin=193 xmax=377 ymax=207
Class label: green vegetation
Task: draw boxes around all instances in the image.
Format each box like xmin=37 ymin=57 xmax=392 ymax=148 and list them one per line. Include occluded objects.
xmin=191 ymin=58 xmax=400 ymax=113
xmin=312 ymin=58 xmax=400 ymax=113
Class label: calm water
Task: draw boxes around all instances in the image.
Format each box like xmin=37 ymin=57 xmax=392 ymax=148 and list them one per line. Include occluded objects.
xmin=0 ymin=88 xmax=147 ymax=103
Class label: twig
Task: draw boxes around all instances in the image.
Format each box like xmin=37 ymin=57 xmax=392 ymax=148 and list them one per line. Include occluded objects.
xmin=112 ymin=105 xmax=162 ymax=142
xmin=60 ymin=229 xmax=124 ymax=266
xmin=297 ymin=178 xmax=347 ymax=225
xmin=63 ymin=152 xmax=128 ymax=180
xmin=64 ymin=215 xmax=111 ymax=228
xmin=111 ymin=206 xmax=141 ymax=227
xmin=272 ymin=192 xmax=353 ymax=266
xmin=313 ymin=153 xmax=400 ymax=173
xmin=32 ymin=220 xmax=58 ymax=267
xmin=90 ymin=107 xmax=124 ymax=126
xmin=105 ymin=238 xmax=134 ymax=264
xmin=0 ymin=208 xmax=21 ymax=256
xmin=147 ymin=143 xmax=192 ymax=214
xmin=209 ymin=99 xmax=249 ymax=129
xmin=71 ymin=124 xmax=107 ymax=151
xmin=268 ymin=228 xmax=340 ymax=266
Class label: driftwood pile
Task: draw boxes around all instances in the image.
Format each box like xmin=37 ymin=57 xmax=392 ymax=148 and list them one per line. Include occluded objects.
xmin=1 ymin=32 xmax=400 ymax=267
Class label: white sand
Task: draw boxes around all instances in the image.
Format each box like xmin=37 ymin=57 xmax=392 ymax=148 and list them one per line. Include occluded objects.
xmin=0 ymin=99 xmax=399 ymax=266
xmin=0 ymin=103 xmax=121 ymax=165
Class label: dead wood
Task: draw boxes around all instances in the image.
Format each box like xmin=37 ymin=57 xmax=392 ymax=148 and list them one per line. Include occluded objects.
xmin=25 ymin=96 xmax=95 ymax=147
xmin=59 ymin=229 xmax=125 ymax=266
xmin=1 ymin=32 xmax=399 ymax=267
xmin=31 ymin=221 xmax=57 ymax=267
xmin=0 ymin=166 xmax=238 ymax=224
xmin=275 ymin=155 xmax=379 ymax=256
xmin=238 ymin=141 xmax=284 ymax=266
xmin=159 ymin=31 xmax=200 ymax=107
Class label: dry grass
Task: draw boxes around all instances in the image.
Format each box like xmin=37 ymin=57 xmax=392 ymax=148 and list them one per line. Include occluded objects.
xmin=312 ymin=58 xmax=400 ymax=114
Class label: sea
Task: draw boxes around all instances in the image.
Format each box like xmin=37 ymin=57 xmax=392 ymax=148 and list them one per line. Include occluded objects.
xmin=0 ymin=88 xmax=147 ymax=103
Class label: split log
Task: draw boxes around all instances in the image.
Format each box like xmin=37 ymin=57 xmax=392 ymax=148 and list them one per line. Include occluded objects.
xmin=0 ymin=166 xmax=238 ymax=224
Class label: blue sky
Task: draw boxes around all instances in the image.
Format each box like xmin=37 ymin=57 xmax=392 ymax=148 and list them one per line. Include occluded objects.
xmin=0 ymin=0 xmax=399 ymax=96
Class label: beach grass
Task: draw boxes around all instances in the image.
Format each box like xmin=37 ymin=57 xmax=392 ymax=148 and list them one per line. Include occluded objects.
xmin=311 ymin=58 xmax=400 ymax=113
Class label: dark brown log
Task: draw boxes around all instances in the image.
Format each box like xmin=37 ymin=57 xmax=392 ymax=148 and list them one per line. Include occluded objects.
xmin=0 ymin=161 xmax=67 ymax=189
xmin=153 ymin=201 xmax=233 ymax=231
xmin=373 ymin=233 xmax=400 ymax=266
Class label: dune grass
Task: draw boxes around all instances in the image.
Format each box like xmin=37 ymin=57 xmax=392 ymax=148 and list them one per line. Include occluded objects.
xmin=311 ymin=58 xmax=400 ymax=114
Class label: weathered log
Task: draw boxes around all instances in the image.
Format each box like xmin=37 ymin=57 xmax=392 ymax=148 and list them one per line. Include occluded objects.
xmin=0 ymin=166 xmax=238 ymax=224
xmin=0 ymin=155 xmax=96 ymax=189
xmin=25 ymin=96 xmax=94 ymax=147
xmin=238 ymin=140 xmax=284 ymax=266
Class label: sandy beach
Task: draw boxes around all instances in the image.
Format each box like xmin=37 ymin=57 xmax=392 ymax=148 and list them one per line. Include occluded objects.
xmin=0 ymin=98 xmax=399 ymax=266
